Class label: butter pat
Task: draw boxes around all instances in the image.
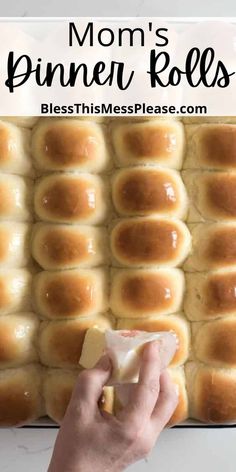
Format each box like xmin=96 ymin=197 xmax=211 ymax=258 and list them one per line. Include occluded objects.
xmin=79 ymin=328 xmax=178 ymax=385
xmin=79 ymin=327 xmax=106 ymax=369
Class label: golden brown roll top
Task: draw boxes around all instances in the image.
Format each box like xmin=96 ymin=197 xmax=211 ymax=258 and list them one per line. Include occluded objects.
xmin=186 ymin=362 xmax=236 ymax=423
xmin=71 ymin=116 xmax=107 ymax=123
xmin=112 ymin=167 xmax=188 ymax=218
xmin=43 ymin=369 xmax=113 ymax=424
xmin=183 ymin=171 xmax=236 ymax=222
xmin=0 ymin=174 xmax=33 ymax=222
xmin=0 ymin=269 xmax=32 ymax=315
xmin=117 ymin=314 xmax=190 ymax=367
xmin=34 ymin=173 xmax=108 ymax=225
xmin=109 ymin=116 xmax=177 ymax=123
xmin=183 ymin=116 xmax=236 ymax=124
xmin=185 ymin=124 xmax=236 ymax=170
xmin=110 ymin=268 xmax=185 ymax=318
xmin=111 ymin=120 xmax=185 ymax=169
xmin=0 ymin=120 xmax=33 ymax=176
xmin=0 ymin=313 xmax=39 ymax=369
xmin=0 ymin=222 xmax=32 ymax=269
xmin=39 ymin=314 xmax=113 ymax=368
xmin=184 ymin=270 xmax=236 ymax=321
xmin=33 ymin=269 xmax=108 ymax=320
xmin=192 ymin=317 xmax=236 ymax=368
xmin=32 ymin=223 xmax=109 ymax=270
xmin=184 ymin=223 xmax=236 ymax=271
xmin=111 ymin=217 xmax=191 ymax=268
xmin=32 ymin=119 xmax=110 ymax=173
xmin=0 ymin=365 xmax=44 ymax=426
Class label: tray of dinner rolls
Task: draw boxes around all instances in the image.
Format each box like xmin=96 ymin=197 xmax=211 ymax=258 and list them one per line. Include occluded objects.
xmin=1 ymin=114 xmax=236 ymax=428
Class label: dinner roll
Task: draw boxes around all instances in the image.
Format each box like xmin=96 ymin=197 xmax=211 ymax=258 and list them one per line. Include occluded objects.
xmin=0 ymin=313 xmax=39 ymax=369
xmin=109 ymin=117 xmax=179 ymax=123
xmin=1 ymin=117 xmax=39 ymax=128
xmin=32 ymin=223 xmax=109 ymax=270
xmin=184 ymin=269 xmax=236 ymax=321
xmin=112 ymin=167 xmax=188 ymax=218
xmin=115 ymin=367 xmax=188 ymax=426
xmin=111 ymin=120 xmax=185 ymax=169
xmin=0 ymin=174 xmax=33 ymax=222
xmin=183 ymin=116 xmax=236 ymax=124
xmin=32 ymin=119 xmax=110 ymax=173
xmin=0 ymin=120 xmax=33 ymax=176
xmin=0 ymin=269 xmax=32 ymax=315
xmin=34 ymin=173 xmax=108 ymax=224
xmin=117 ymin=314 xmax=190 ymax=366
xmin=167 ymin=368 xmax=188 ymax=426
xmin=183 ymin=171 xmax=236 ymax=222
xmin=0 ymin=365 xmax=44 ymax=426
xmin=184 ymin=223 xmax=236 ymax=271
xmin=184 ymin=124 xmax=236 ymax=170
xmin=33 ymin=269 xmax=108 ymax=320
xmin=0 ymin=222 xmax=32 ymax=269
xmin=39 ymin=314 xmax=113 ymax=368
xmin=69 ymin=116 xmax=107 ymax=123
xmin=44 ymin=369 xmax=79 ymax=424
xmin=111 ymin=217 xmax=191 ymax=268
xmin=43 ymin=369 xmax=114 ymax=424
xmin=192 ymin=317 xmax=236 ymax=368
xmin=186 ymin=362 xmax=236 ymax=423
xmin=110 ymin=268 xmax=185 ymax=318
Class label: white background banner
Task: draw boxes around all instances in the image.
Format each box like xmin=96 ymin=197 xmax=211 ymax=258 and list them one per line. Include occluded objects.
xmin=0 ymin=18 xmax=236 ymax=115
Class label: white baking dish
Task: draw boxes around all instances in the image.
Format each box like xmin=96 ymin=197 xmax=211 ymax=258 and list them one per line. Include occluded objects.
xmin=1 ymin=17 xmax=235 ymax=429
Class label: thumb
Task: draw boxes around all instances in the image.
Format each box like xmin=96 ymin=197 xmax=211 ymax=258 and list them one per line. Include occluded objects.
xmin=95 ymin=353 xmax=111 ymax=369
xmin=94 ymin=354 xmax=112 ymax=386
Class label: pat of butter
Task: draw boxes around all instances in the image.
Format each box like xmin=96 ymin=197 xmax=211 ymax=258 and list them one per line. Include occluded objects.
xmin=79 ymin=327 xmax=106 ymax=369
xmin=79 ymin=328 xmax=177 ymax=385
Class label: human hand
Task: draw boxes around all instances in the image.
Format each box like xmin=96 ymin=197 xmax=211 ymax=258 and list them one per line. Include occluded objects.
xmin=48 ymin=341 xmax=178 ymax=472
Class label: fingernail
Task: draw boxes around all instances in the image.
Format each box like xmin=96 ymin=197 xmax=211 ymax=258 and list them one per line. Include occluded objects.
xmin=149 ymin=340 xmax=160 ymax=352
xmin=97 ymin=355 xmax=111 ymax=371
xmin=143 ymin=341 xmax=159 ymax=360
xmin=142 ymin=341 xmax=160 ymax=360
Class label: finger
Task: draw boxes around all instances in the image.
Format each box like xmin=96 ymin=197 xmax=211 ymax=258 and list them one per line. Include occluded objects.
xmin=117 ymin=341 xmax=161 ymax=425
xmin=158 ymin=332 xmax=178 ymax=370
xmin=151 ymin=370 xmax=178 ymax=430
xmin=115 ymin=384 xmax=133 ymax=409
xmin=70 ymin=355 xmax=112 ymax=415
